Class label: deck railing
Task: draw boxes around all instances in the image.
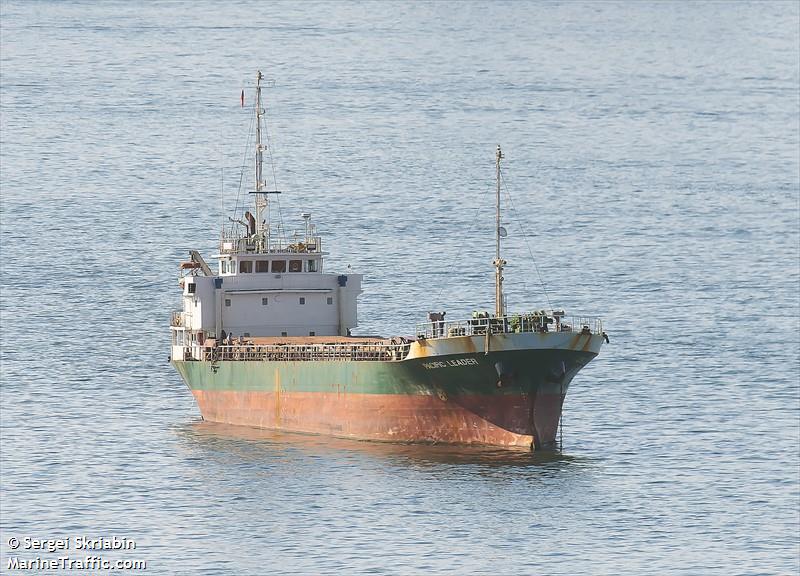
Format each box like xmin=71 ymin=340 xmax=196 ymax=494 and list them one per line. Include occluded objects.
xmin=219 ymin=233 xmax=321 ymax=255
xmin=415 ymin=314 xmax=603 ymax=340
xmin=178 ymin=340 xmax=412 ymax=363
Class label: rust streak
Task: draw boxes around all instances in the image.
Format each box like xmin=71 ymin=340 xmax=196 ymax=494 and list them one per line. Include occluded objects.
xmin=568 ymin=333 xmax=581 ymax=350
xmin=581 ymin=336 xmax=593 ymax=352
xmin=463 ymin=337 xmax=477 ymax=354
xmin=274 ymin=367 xmax=281 ymax=426
xmin=412 ymin=342 xmax=430 ymax=358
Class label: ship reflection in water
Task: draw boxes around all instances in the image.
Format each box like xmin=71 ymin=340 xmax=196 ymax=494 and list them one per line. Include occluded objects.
xmin=178 ymin=420 xmax=588 ymax=470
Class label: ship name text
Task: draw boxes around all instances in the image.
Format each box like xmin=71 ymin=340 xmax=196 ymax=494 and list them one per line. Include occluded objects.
xmin=421 ymin=358 xmax=479 ymax=370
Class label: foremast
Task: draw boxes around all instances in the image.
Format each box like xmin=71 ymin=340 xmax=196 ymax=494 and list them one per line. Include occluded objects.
xmin=493 ymin=145 xmax=506 ymax=318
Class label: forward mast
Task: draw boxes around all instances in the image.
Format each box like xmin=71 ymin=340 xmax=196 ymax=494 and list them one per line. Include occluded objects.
xmin=493 ymin=145 xmax=506 ymax=318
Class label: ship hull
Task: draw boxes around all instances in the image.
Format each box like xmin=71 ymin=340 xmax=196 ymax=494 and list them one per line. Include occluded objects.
xmin=173 ymin=332 xmax=603 ymax=450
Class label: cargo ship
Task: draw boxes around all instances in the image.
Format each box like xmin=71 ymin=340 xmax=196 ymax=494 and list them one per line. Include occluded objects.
xmin=170 ymin=71 xmax=606 ymax=450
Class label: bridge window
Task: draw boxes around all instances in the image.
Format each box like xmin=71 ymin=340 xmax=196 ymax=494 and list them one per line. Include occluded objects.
xmin=225 ymin=299 xmax=231 ymax=307
xmin=228 ymin=261 xmax=236 ymax=274
xmin=271 ymin=260 xmax=286 ymax=273
xmin=299 ymin=297 xmax=306 ymax=305
xmin=262 ymin=297 xmax=268 ymax=305
xmin=305 ymin=259 xmax=318 ymax=272
xmin=256 ymin=260 xmax=269 ymax=273
xmin=327 ymin=297 xmax=333 ymax=305
xmin=239 ymin=260 xmax=253 ymax=273
xmin=289 ymin=260 xmax=302 ymax=272
xmin=187 ymin=283 xmax=196 ymax=294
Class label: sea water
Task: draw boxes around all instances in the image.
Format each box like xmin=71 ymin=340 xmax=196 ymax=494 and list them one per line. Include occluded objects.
xmin=1 ymin=2 xmax=798 ymax=574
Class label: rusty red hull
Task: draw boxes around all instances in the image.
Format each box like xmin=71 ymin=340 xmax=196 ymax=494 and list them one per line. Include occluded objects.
xmin=191 ymin=389 xmax=558 ymax=447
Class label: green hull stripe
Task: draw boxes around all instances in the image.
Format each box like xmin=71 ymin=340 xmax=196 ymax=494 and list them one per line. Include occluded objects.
xmin=174 ymin=349 xmax=597 ymax=396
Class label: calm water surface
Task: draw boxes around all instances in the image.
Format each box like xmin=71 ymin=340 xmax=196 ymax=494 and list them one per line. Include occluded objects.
xmin=1 ymin=1 xmax=799 ymax=574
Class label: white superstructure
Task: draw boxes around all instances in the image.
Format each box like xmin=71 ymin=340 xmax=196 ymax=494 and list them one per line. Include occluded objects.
xmin=176 ymin=220 xmax=362 ymax=340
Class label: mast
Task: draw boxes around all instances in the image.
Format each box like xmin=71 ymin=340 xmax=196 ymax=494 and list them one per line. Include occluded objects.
xmin=255 ymin=71 xmax=263 ymax=194
xmin=494 ymin=145 xmax=505 ymax=317
xmin=253 ymin=70 xmax=268 ymax=247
